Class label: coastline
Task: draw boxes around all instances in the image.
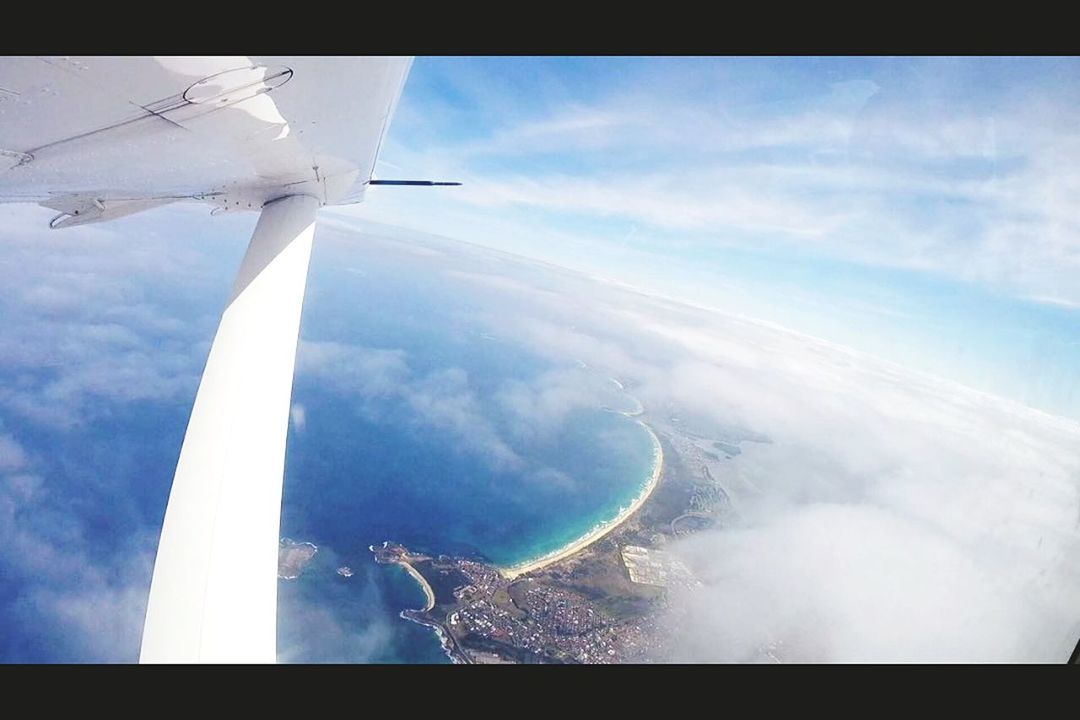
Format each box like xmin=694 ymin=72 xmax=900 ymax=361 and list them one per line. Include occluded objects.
xmin=499 ymin=417 xmax=663 ymax=580
xmin=396 ymin=560 xmax=436 ymax=612
xmin=400 ymin=611 xmax=468 ymax=664
xmin=278 ymin=539 xmax=318 ymax=580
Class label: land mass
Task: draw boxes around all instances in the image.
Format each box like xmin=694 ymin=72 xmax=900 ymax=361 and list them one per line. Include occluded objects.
xmin=499 ymin=418 xmax=663 ymax=579
xmin=278 ymin=538 xmax=317 ymax=580
xmin=373 ymin=392 xmax=748 ymax=664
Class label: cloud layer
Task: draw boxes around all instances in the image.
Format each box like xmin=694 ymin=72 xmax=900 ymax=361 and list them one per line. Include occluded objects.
xmin=333 ymin=223 xmax=1080 ymax=662
xmin=363 ymin=57 xmax=1080 ymax=308
xmin=3 ymin=186 xmax=1079 ymax=663
xmin=0 ymin=203 xmax=255 ymax=661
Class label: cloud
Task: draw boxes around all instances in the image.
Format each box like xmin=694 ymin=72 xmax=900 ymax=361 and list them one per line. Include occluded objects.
xmin=296 ymin=341 xmax=409 ymax=398
xmin=277 ymin=562 xmax=397 ymax=663
xmin=277 ymin=597 xmax=394 ymax=664
xmin=0 ymin=440 xmax=158 ymax=661
xmin=296 ymin=220 xmax=1080 ymax=662
xmin=3 ymin=101 xmax=1079 ymax=666
xmin=493 ymin=367 xmax=629 ymax=445
xmin=0 ymin=203 xmax=250 ymax=430
xmin=404 ymin=368 xmax=522 ymax=471
xmin=527 ymin=467 xmax=576 ymax=491
xmin=294 ymin=340 xmax=522 ymax=471
xmin=367 ymin=57 xmax=1080 ymax=308
xmin=374 ymin=233 xmax=1080 ymax=662
xmin=22 ymin=554 xmax=154 ymax=662
xmin=0 ymin=202 xmax=259 ymax=661
xmin=665 ymin=503 xmax=1058 ymax=662
xmin=647 ymin=315 xmax=1080 ymax=661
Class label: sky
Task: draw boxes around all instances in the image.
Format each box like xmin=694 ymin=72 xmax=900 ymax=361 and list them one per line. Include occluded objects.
xmin=400 ymin=227 xmax=1080 ymax=662
xmin=3 ymin=206 xmax=1077 ymax=662
xmin=3 ymin=56 xmax=1080 ymax=663
xmin=349 ymin=56 xmax=1080 ymax=421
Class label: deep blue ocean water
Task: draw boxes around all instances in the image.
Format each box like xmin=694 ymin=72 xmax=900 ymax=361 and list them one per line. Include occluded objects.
xmin=0 ymin=216 xmax=656 ymax=662
xmin=276 ymin=228 xmax=658 ymax=662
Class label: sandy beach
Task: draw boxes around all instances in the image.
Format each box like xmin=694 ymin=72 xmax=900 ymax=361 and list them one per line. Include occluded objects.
xmin=499 ymin=417 xmax=664 ymax=580
xmin=397 ymin=560 xmax=436 ymax=611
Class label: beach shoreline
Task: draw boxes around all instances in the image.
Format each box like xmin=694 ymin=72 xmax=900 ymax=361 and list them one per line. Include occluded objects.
xmin=498 ymin=417 xmax=663 ymax=580
xmin=396 ymin=559 xmax=436 ymax=612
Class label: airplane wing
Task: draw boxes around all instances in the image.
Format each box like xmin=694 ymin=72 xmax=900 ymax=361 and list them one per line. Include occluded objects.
xmin=0 ymin=56 xmax=411 ymax=217
xmin=0 ymin=56 xmax=436 ymax=662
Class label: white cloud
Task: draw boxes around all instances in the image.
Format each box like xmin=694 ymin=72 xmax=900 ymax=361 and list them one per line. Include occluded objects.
xmin=294 ymin=339 xmax=522 ymax=472
xmin=277 ymin=596 xmax=394 ymax=663
xmin=277 ymin=562 xmax=397 ymax=663
xmin=494 ymin=367 xmax=629 ymax=445
xmin=403 ymin=236 xmax=1080 ymax=661
xmin=0 ymin=440 xmax=158 ymax=661
xmin=404 ymin=368 xmax=522 ymax=471
xmin=370 ymin=58 xmax=1080 ymax=308
xmin=642 ymin=314 xmax=1080 ymax=661
xmin=296 ymin=341 xmax=409 ymax=398
xmin=29 ymin=558 xmax=153 ymax=662
xmin=0 ymin=202 xmax=256 ymax=660
xmin=0 ymin=203 xmax=250 ymax=429
xmin=667 ymin=503 xmax=1060 ymax=662
xmin=2 ymin=113 xmax=1079 ymax=664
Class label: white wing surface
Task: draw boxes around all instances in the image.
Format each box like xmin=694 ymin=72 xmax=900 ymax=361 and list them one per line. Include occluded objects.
xmin=0 ymin=56 xmax=412 ymax=211
xmin=0 ymin=56 xmax=416 ymax=662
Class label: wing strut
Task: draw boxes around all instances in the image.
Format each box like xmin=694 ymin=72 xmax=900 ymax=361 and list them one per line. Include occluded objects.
xmin=140 ymin=194 xmax=319 ymax=663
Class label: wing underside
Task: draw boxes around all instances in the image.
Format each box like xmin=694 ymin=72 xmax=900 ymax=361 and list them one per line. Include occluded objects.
xmin=0 ymin=56 xmax=412 ymax=218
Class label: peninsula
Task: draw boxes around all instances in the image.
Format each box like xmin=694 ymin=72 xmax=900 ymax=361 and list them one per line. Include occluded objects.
xmin=373 ymin=392 xmax=748 ymax=663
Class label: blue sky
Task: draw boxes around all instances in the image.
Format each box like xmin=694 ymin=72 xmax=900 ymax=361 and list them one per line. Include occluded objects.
xmin=342 ymin=56 xmax=1080 ymax=421
xmin=4 ymin=57 xmax=1080 ymax=662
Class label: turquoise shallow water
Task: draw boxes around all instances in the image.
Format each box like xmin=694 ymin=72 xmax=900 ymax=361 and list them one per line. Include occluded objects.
xmin=276 ymin=230 xmax=658 ymax=662
xmin=0 ymin=218 xmax=656 ymax=663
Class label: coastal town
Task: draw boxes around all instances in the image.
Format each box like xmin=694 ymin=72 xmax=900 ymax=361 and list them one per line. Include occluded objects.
xmin=373 ymin=542 xmax=660 ymax=663
xmin=280 ymin=384 xmax=754 ymax=663
xmin=364 ymin=391 xmax=750 ymax=664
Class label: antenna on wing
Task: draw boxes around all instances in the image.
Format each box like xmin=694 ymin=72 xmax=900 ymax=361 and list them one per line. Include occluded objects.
xmin=368 ymin=179 xmax=462 ymax=186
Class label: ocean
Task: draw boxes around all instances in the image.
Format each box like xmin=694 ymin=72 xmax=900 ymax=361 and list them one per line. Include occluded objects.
xmin=276 ymin=226 xmax=659 ymax=662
